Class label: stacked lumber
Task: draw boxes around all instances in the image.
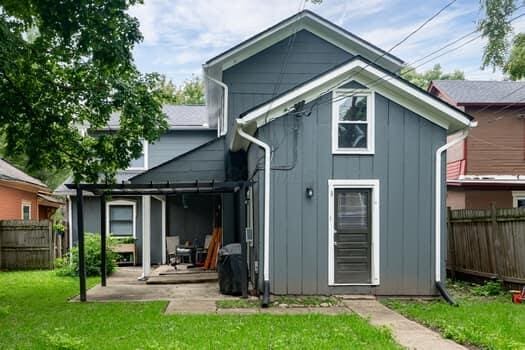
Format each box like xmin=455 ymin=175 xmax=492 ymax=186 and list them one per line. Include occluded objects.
xmin=204 ymin=227 xmax=222 ymax=270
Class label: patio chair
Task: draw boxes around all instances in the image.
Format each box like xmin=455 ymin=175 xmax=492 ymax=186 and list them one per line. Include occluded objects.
xmin=195 ymin=234 xmax=213 ymax=264
xmin=166 ymin=236 xmax=193 ymax=268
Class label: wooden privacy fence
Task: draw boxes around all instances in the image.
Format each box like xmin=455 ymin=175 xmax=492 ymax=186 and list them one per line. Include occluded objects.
xmin=0 ymin=220 xmax=54 ymax=270
xmin=447 ymin=205 xmax=525 ymax=284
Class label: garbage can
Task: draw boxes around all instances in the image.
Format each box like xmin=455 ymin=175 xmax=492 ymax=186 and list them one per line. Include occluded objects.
xmin=218 ymin=243 xmax=245 ymax=296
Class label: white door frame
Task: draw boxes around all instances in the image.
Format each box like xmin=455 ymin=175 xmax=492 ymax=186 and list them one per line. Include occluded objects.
xmin=328 ymin=179 xmax=380 ymax=286
xmin=152 ymin=195 xmax=167 ymax=264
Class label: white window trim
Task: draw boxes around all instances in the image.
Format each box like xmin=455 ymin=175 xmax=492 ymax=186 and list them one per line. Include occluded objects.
xmin=21 ymin=201 xmax=32 ymax=220
xmin=106 ymin=199 xmax=137 ymax=238
xmin=328 ymin=179 xmax=380 ymax=286
xmin=127 ymin=140 xmax=149 ymax=171
xmin=331 ymin=89 xmax=375 ymax=155
xmin=512 ymin=191 xmax=525 ymax=208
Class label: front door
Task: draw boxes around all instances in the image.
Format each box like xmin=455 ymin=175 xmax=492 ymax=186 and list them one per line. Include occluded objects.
xmin=332 ymin=188 xmax=372 ymax=284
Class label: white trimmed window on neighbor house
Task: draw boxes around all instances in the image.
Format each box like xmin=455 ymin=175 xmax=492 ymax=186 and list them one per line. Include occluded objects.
xmin=21 ymin=201 xmax=31 ymax=220
xmin=127 ymin=140 xmax=148 ymax=170
xmin=332 ymin=90 xmax=375 ymax=155
xmin=107 ymin=200 xmax=136 ymax=237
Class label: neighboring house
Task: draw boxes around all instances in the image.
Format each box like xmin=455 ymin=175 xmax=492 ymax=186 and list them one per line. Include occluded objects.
xmin=0 ymin=158 xmax=62 ymax=220
xmin=68 ymin=10 xmax=473 ymax=297
xmin=429 ymin=80 xmax=525 ymax=209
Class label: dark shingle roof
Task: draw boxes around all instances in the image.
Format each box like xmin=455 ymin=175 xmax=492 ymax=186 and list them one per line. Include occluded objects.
xmin=432 ymin=80 xmax=525 ymax=104
xmin=107 ymin=105 xmax=212 ymax=130
xmin=0 ymin=158 xmax=47 ymax=188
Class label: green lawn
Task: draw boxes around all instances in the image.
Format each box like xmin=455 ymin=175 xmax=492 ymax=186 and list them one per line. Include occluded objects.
xmin=0 ymin=271 xmax=401 ymax=349
xmin=384 ymin=281 xmax=525 ymax=350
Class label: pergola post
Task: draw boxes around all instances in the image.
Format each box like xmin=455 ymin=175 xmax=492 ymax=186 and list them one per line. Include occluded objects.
xmin=140 ymin=195 xmax=151 ymax=280
xmin=76 ymin=187 xmax=87 ymax=302
xmin=100 ymin=194 xmax=107 ymax=287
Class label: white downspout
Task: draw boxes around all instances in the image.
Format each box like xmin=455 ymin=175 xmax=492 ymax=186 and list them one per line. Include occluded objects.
xmin=237 ymin=125 xmax=271 ymax=306
xmin=205 ymin=74 xmax=228 ymax=137
xmin=435 ymin=124 xmax=475 ymax=283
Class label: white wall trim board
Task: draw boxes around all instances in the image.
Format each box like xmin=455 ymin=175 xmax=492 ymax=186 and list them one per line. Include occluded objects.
xmin=328 ymin=179 xmax=380 ymax=286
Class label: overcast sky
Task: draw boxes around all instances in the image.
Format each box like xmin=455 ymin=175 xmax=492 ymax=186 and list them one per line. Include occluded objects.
xmin=128 ymin=0 xmax=525 ymax=86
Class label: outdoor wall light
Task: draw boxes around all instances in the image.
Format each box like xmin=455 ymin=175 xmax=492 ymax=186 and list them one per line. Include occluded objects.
xmin=305 ymin=187 xmax=314 ymax=199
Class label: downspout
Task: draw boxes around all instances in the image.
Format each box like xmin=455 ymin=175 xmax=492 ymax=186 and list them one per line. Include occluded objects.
xmin=237 ymin=125 xmax=271 ymax=307
xmin=435 ymin=122 xmax=476 ymax=305
xmin=205 ymin=74 xmax=228 ymax=137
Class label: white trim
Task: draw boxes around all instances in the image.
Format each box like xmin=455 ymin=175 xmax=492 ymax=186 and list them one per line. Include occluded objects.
xmin=152 ymin=195 xmax=167 ymax=264
xmin=328 ymin=179 xmax=380 ymax=286
xmin=204 ymin=11 xmax=403 ymax=72
xmin=127 ymin=140 xmax=148 ymax=170
xmin=204 ymin=74 xmax=229 ymax=137
xmin=331 ymin=90 xmax=375 ymax=154
xmin=512 ymin=191 xmax=525 ymax=208
xmin=21 ymin=201 xmax=32 ymax=220
xmin=231 ymin=58 xmax=471 ymax=151
xmin=106 ymin=199 xmax=137 ymax=238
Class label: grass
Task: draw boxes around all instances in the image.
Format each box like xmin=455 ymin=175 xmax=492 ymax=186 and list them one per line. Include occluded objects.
xmin=384 ymin=280 xmax=525 ymax=350
xmin=0 ymin=270 xmax=402 ymax=349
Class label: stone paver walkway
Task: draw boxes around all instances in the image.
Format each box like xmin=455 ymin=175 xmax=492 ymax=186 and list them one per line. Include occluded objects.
xmin=343 ymin=300 xmax=467 ymax=350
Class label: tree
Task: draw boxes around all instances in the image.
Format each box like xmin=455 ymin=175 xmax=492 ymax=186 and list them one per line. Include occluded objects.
xmin=0 ymin=1 xmax=168 ymax=184
xmin=156 ymin=75 xmax=205 ymax=105
xmin=479 ymin=0 xmax=525 ymax=79
xmin=401 ymin=64 xmax=465 ymax=89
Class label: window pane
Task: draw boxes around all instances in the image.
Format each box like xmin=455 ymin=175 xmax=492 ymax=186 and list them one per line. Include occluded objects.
xmin=339 ymin=96 xmax=367 ymax=121
xmin=338 ymin=124 xmax=367 ymax=148
xmin=110 ymin=206 xmax=133 ymax=221
xmin=110 ymin=221 xmax=133 ymax=236
xmin=23 ymin=206 xmax=30 ymax=220
xmin=336 ymin=191 xmax=368 ymax=231
xmin=129 ymin=153 xmax=145 ymax=168
xmin=517 ymin=199 xmax=525 ymax=208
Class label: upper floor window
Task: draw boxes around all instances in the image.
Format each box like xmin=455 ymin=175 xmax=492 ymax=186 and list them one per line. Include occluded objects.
xmin=128 ymin=140 xmax=148 ymax=170
xmin=332 ymin=90 xmax=375 ymax=154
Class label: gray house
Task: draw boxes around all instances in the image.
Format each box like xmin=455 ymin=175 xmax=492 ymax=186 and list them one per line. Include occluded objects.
xmin=66 ymin=10 xmax=474 ymax=300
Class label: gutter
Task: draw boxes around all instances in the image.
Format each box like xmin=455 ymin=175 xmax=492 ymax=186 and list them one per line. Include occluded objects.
xmin=434 ymin=121 xmax=477 ymax=305
xmin=204 ymin=74 xmax=229 ymax=137
xmin=236 ymin=124 xmax=271 ymax=307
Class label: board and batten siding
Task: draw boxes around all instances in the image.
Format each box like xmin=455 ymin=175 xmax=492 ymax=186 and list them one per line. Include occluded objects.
xmin=248 ymin=92 xmax=446 ymax=296
xmin=222 ymin=29 xmax=352 ymax=146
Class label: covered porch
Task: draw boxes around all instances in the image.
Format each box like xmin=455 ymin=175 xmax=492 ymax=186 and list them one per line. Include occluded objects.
xmin=66 ymin=180 xmax=251 ymax=302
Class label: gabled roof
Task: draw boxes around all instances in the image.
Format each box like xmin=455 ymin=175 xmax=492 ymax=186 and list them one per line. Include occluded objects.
xmin=105 ymin=105 xmax=214 ymax=131
xmin=0 ymin=158 xmax=48 ymax=190
xmin=204 ymin=10 xmax=404 ymax=73
xmin=430 ymin=80 xmax=525 ymax=105
xmin=231 ymin=56 xmax=474 ymax=151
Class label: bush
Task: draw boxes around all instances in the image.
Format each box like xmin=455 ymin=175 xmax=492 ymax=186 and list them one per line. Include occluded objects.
xmin=55 ymin=233 xmax=118 ymax=277
xmin=471 ymin=280 xmax=504 ymax=296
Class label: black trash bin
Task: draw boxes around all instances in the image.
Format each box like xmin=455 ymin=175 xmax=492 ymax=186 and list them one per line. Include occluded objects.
xmin=218 ymin=243 xmax=245 ymax=296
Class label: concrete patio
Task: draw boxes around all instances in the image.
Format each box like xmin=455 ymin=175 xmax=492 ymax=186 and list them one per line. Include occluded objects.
xmin=74 ymin=266 xmax=233 ymax=302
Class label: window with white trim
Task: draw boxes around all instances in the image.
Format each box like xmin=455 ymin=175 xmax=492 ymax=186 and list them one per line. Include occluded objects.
xmin=127 ymin=140 xmax=148 ymax=170
xmin=332 ymin=90 xmax=374 ymax=154
xmin=107 ymin=200 xmax=136 ymax=237
xmin=21 ymin=202 xmax=31 ymax=220
xmin=512 ymin=191 xmax=525 ymax=208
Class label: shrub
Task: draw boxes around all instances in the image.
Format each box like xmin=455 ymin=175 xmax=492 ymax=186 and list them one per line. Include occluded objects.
xmin=471 ymin=280 xmax=504 ymax=296
xmin=55 ymin=233 xmax=118 ymax=277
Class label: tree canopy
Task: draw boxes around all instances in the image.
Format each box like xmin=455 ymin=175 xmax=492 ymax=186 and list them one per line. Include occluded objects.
xmin=0 ymin=0 xmax=168 ymax=184
xmin=401 ymin=64 xmax=465 ymax=89
xmin=479 ymin=0 xmax=525 ymax=79
xmin=157 ymin=75 xmax=205 ymax=105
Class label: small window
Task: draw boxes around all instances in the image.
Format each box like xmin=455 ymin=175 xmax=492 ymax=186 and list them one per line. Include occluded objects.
xmin=21 ymin=202 xmax=31 ymax=220
xmin=513 ymin=191 xmax=525 ymax=208
xmin=128 ymin=140 xmax=148 ymax=170
xmin=332 ymin=90 xmax=374 ymax=154
xmin=107 ymin=201 xmax=136 ymax=237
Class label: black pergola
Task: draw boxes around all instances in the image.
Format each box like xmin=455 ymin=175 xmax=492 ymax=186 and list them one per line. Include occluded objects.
xmin=66 ymin=180 xmax=251 ymax=302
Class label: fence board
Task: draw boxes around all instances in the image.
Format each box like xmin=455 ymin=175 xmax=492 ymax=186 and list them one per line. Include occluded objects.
xmin=0 ymin=220 xmax=53 ymax=270
xmin=448 ymin=207 xmax=525 ymax=285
